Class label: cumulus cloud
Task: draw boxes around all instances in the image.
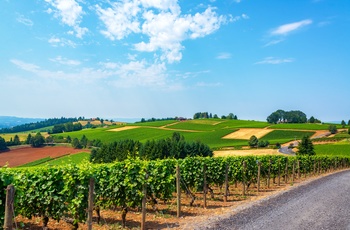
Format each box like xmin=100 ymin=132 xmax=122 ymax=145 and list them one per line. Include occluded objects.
xmin=96 ymin=1 xmax=230 ymax=63
xmin=255 ymin=57 xmax=294 ymax=65
xmin=16 ymin=14 xmax=33 ymax=26
xmin=271 ymin=19 xmax=312 ymax=36
xmin=45 ymin=0 xmax=88 ymax=38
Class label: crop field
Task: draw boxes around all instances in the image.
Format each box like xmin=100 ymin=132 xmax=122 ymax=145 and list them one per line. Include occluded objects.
xmin=260 ymin=130 xmax=315 ymax=144
xmin=132 ymin=120 xmax=178 ymax=127
xmin=19 ymin=152 xmax=90 ymax=167
xmin=315 ymin=142 xmax=350 ymax=156
xmin=223 ymin=128 xmax=273 ymax=140
xmin=268 ymin=123 xmax=341 ymax=130
xmin=0 ymin=132 xmax=38 ymax=142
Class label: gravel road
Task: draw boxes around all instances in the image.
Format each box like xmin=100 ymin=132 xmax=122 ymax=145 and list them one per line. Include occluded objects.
xmin=188 ymin=170 xmax=350 ymax=230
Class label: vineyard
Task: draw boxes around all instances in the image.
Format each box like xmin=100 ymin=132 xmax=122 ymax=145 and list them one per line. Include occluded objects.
xmin=1 ymin=155 xmax=350 ymax=229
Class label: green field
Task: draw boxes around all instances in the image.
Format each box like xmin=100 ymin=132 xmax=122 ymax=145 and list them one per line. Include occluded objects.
xmin=269 ymin=123 xmax=341 ymax=130
xmin=19 ymin=152 xmax=90 ymax=167
xmin=315 ymin=142 xmax=350 ymax=156
xmin=260 ymin=130 xmax=315 ymax=144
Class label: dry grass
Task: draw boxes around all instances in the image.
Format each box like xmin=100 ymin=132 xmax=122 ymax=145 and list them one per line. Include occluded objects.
xmin=214 ymin=149 xmax=283 ymax=157
xmin=222 ymin=128 xmax=273 ymax=140
xmin=107 ymin=126 xmax=140 ymax=132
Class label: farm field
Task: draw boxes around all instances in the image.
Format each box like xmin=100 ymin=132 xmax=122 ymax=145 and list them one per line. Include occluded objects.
xmin=315 ymin=142 xmax=350 ymax=156
xmin=50 ymin=119 xmax=332 ymax=149
xmin=0 ymin=146 xmax=87 ymax=167
xmin=268 ymin=123 xmax=341 ymax=130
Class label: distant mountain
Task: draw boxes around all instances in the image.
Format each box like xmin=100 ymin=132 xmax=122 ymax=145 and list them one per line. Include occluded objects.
xmin=0 ymin=116 xmax=45 ymax=129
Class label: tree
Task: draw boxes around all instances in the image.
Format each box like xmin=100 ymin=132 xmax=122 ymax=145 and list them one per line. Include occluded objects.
xmin=0 ymin=136 xmax=7 ymax=151
xmin=46 ymin=136 xmax=54 ymax=145
xmin=71 ymin=138 xmax=82 ymax=149
xmin=329 ymin=125 xmax=338 ymax=134
xmin=31 ymin=132 xmax=45 ymax=147
xmin=348 ymin=127 xmax=350 ymax=135
xmin=213 ymin=114 xmax=218 ymax=119
xmin=348 ymin=120 xmax=350 ymax=126
xmin=248 ymin=135 xmax=259 ymax=148
xmin=66 ymin=135 xmax=72 ymax=143
xmin=13 ymin=135 xmax=21 ymax=145
xmin=309 ymin=116 xmax=315 ymax=123
xmin=25 ymin=133 xmax=32 ymax=144
xmin=227 ymin=113 xmax=234 ymax=120
xmin=341 ymin=120 xmax=346 ymax=128
xmin=80 ymin=135 xmax=88 ymax=148
xmin=297 ymin=136 xmax=315 ymax=155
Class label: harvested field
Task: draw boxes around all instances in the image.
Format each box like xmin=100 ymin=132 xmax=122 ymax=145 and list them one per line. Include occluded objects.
xmin=214 ymin=149 xmax=283 ymax=157
xmin=107 ymin=126 xmax=140 ymax=132
xmin=222 ymin=128 xmax=273 ymax=140
xmin=0 ymin=146 xmax=86 ymax=167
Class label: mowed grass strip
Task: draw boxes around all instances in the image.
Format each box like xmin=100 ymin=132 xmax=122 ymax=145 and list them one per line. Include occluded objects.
xmin=40 ymin=152 xmax=90 ymax=166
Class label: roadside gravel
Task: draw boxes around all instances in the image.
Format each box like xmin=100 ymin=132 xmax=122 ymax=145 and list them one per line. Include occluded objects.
xmin=182 ymin=170 xmax=350 ymax=230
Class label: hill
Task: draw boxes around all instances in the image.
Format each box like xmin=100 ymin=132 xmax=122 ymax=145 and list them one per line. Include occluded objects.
xmin=0 ymin=116 xmax=44 ymax=129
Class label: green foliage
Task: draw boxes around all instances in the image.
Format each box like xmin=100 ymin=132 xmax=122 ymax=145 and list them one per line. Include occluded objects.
xmin=329 ymin=125 xmax=338 ymax=134
xmin=31 ymin=132 xmax=45 ymax=147
xmin=267 ymin=109 xmax=307 ymax=124
xmin=90 ymin=133 xmax=213 ymax=163
xmin=260 ymin=130 xmax=315 ymax=144
xmin=72 ymin=138 xmax=82 ymax=149
xmin=297 ymin=136 xmax=315 ymax=156
xmin=341 ymin=120 xmax=346 ymax=128
xmin=0 ymin=136 xmax=7 ymax=151
xmin=248 ymin=135 xmax=258 ymax=147
xmin=315 ymin=143 xmax=350 ymax=156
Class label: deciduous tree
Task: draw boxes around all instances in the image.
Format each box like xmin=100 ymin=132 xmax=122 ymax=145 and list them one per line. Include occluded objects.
xmin=297 ymin=136 xmax=315 ymax=155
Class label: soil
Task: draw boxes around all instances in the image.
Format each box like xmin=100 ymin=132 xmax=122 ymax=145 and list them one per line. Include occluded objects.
xmin=0 ymin=145 xmax=87 ymax=167
xmin=222 ymin=129 xmax=273 ymax=140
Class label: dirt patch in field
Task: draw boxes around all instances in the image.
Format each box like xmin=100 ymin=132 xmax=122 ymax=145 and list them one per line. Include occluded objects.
xmin=108 ymin=126 xmax=140 ymax=132
xmin=214 ymin=149 xmax=283 ymax=157
xmin=223 ymin=128 xmax=273 ymax=140
xmin=0 ymin=146 xmax=87 ymax=167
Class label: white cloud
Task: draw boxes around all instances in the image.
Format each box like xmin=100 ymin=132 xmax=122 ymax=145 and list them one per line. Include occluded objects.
xmin=255 ymin=57 xmax=294 ymax=65
xmin=263 ymin=39 xmax=284 ymax=47
xmin=271 ymin=19 xmax=312 ymax=36
xmin=16 ymin=14 xmax=33 ymax=26
xmin=196 ymin=82 xmax=222 ymax=87
xmin=96 ymin=1 xmax=230 ymax=63
xmin=11 ymin=58 xmax=171 ymax=88
xmin=216 ymin=52 xmax=232 ymax=59
xmin=48 ymin=36 xmax=77 ymax=48
xmin=49 ymin=56 xmax=81 ymax=66
xmin=45 ymin=0 xmax=88 ymax=38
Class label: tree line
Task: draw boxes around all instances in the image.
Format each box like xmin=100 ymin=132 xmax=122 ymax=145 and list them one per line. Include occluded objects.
xmin=0 ymin=117 xmax=79 ymax=133
xmin=90 ymin=132 xmax=213 ymax=163
xmin=267 ymin=110 xmax=310 ymax=124
xmin=193 ymin=112 xmax=238 ymax=120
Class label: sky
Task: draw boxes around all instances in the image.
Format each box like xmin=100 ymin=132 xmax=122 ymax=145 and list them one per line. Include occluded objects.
xmin=1 ymin=0 xmax=350 ymax=122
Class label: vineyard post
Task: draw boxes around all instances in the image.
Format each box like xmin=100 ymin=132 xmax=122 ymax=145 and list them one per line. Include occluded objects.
xmin=257 ymin=161 xmax=261 ymax=193
xmin=4 ymin=184 xmax=15 ymax=230
xmin=267 ymin=159 xmax=271 ymax=188
xmin=318 ymin=160 xmax=320 ymax=175
xmin=224 ymin=164 xmax=229 ymax=203
xmin=141 ymin=173 xmax=148 ymax=230
xmin=313 ymin=160 xmax=316 ymax=175
xmin=292 ymin=160 xmax=295 ymax=183
xmin=176 ymin=165 xmax=181 ymax=217
xmin=277 ymin=160 xmax=281 ymax=186
xmin=87 ymin=178 xmax=95 ymax=230
xmin=284 ymin=159 xmax=288 ymax=183
xmin=203 ymin=164 xmax=207 ymax=208
xmin=297 ymin=160 xmax=301 ymax=180
xmin=242 ymin=161 xmax=246 ymax=196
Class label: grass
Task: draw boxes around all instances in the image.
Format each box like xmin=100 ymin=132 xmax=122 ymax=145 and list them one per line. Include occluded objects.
xmin=260 ymin=130 xmax=315 ymax=144
xmin=269 ymin=123 xmax=341 ymax=130
xmin=19 ymin=152 xmax=90 ymax=167
xmin=315 ymin=141 xmax=350 ymax=156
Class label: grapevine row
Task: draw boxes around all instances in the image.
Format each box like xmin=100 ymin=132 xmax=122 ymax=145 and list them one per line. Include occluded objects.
xmin=0 ymin=155 xmax=349 ymax=228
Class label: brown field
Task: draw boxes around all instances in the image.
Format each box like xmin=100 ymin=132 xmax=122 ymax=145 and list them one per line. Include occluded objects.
xmin=0 ymin=146 xmax=87 ymax=167
xmin=108 ymin=126 xmax=140 ymax=132
xmin=222 ymin=128 xmax=273 ymax=140
xmin=214 ymin=149 xmax=283 ymax=157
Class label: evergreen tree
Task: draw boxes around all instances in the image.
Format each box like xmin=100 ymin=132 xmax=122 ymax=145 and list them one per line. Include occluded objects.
xmin=80 ymin=135 xmax=88 ymax=148
xmin=25 ymin=133 xmax=32 ymax=144
xmin=31 ymin=132 xmax=45 ymax=147
xmin=0 ymin=136 xmax=7 ymax=151
xmin=71 ymin=138 xmax=82 ymax=149
xmin=341 ymin=120 xmax=346 ymax=128
xmin=297 ymin=136 xmax=315 ymax=155
xmin=13 ymin=135 xmax=21 ymax=145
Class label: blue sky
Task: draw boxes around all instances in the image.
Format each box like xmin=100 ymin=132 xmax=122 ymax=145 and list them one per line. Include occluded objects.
xmin=1 ymin=0 xmax=349 ymax=122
